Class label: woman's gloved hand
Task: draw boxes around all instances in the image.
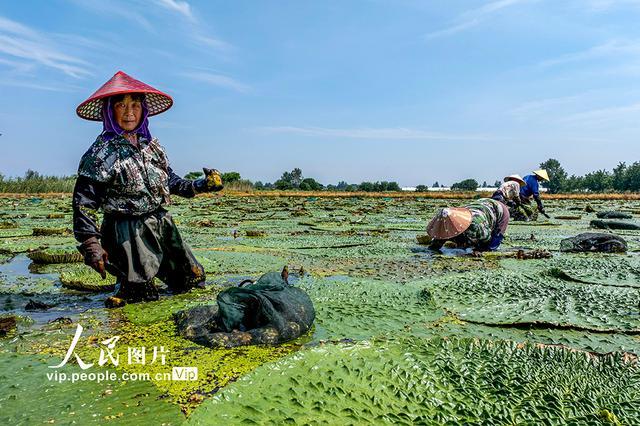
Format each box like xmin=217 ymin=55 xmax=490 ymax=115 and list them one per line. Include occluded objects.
xmin=79 ymin=236 xmax=108 ymax=279
xmin=194 ymin=168 xmax=224 ymax=193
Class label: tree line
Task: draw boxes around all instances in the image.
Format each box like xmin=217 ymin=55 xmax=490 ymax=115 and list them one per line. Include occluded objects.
xmin=538 ymin=158 xmax=640 ymax=194
xmin=1 ymin=159 xmax=638 ymax=193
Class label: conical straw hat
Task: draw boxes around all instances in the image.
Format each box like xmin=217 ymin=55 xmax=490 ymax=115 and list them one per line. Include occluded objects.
xmin=503 ymin=174 xmax=526 ymax=186
xmin=533 ymin=169 xmax=550 ymax=181
xmin=76 ymin=71 xmax=173 ymax=121
xmin=427 ymin=207 xmax=473 ymax=240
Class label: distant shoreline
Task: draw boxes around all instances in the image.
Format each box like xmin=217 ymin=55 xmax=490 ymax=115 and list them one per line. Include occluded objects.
xmin=1 ymin=191 xmax=639 ymax=200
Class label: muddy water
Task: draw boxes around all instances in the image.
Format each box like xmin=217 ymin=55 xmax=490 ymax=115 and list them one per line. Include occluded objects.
xmin=0 ymin=255 xmax=105 ymax=324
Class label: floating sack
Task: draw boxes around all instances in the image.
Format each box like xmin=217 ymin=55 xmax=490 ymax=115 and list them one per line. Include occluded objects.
xmin=560 ymin=232 xmax=627 ymax=253
xmin=590 ymin=219 xmax=640 ymax=230
xmin=596 ymin=211 xmax=633 ymax=220
xmin=175 ymin=270 xmax=315 ymax=348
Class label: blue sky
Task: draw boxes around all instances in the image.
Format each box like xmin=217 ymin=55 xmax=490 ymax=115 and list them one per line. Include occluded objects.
xmin=1 ymin=0 xmax=640 ymax=186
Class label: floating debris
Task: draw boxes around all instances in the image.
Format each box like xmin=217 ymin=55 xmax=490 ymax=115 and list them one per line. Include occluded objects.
xmin=0 ymin=316 xmax=16 ymax=336
xmin=60 ymin=269 xmax=116 ymax=292
xmin=590 ymin=219 xmax=640 ymax=230
xmin=27 ymin=248 xmax=83 ymax=264
xmin=416 ymin=234 xmax=432 ymax=245
xmin=32 ymin=227 xmax=71 ymax=236
xmin=46 ymin=213 xmax=65 ymax=219
xmin=596 ymin=211 xmax=633 ymax=219
xmin=24 ymin=299 xmax=55 ymax=311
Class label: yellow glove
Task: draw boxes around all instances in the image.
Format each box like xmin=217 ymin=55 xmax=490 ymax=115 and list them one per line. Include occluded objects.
xmin=204 ymin=168 xmax=223 ymax=188
xmin=194 ymin=168 xmax=224 ymax=193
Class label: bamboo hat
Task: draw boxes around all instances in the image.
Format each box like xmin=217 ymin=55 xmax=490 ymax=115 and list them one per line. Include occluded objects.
xmin=427 ymin=207 xmax=473 ymax=240
xmin=503 ymin=174 xmax=526 ymax=186
xmin=76 ymin=71 xmax=173 ymax=121
xmin=533 ymin=169 xmax=550 ymax=181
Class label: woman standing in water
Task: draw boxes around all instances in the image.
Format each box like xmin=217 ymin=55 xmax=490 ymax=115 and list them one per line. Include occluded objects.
xmin=73 ymin=71 xmax=223 ymax=307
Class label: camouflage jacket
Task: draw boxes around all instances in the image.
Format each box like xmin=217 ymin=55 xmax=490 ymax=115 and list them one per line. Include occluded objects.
xmin=72 ymin=134 xmax=196 ymax=242
xmin=461 ymin=198 xmax=508 ymax=247
xmin=431 ymin=198 xmax=509 ymax=250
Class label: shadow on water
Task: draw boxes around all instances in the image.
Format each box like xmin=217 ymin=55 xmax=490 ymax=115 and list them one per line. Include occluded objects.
xmin=0 ymin=255 xmax=105 ymax=325
xmin=410 ymin=245 xmax=470 ymax=258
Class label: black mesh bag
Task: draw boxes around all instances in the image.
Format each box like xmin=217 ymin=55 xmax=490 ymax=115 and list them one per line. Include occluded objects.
xmin=174 ymin=271 xmax=315 ymax=348
xmin=560 ymin=232 xmax=627 ymax=253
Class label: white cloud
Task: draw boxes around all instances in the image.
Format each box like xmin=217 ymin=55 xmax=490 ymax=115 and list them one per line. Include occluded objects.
xmin=183 ymin=71 xmax=250 ymax=93
xmin=425 ymin=0 xmax=532 ymax=40
xmin=193 ymin=35 xmax=233 ymax=52
xmin=539 ymin=39 xmax=640 ymax=68
xmin=258 ymin=126 xmax=497 ymax=141
xmin=0 ymin=16 xmax=91 ymax=78
xmin=584 ymin=0 xmax=640 ymax=12
xmin=154 ymin=0 xmax=194 ymax=21
xmin=559 ymin=102 xmax=640 ymax=124
xmin=67 ymin=0 xmax=153 ymax=32
xmin=0 ymin=79 xmax=83 ymax=92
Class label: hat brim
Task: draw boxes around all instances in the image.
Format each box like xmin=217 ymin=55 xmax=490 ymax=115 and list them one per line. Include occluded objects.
xmin=503 ymin=175 xmax=526 ymax=186
xmin=76 ymin=91 xmax=173 ymax=121
xmin=533 ymin=170 xmax=550 ymax=181
xmin=427 ymin=208 xmax=473 ymax=240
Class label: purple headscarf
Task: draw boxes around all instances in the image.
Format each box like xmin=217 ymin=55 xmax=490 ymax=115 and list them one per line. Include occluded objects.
xmin=101 ymin=94 xmax=152 ymax=142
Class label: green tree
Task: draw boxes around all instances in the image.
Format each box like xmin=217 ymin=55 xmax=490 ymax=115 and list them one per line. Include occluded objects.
xmin=291 ymin=168 xmax=303 ymax=187
xmin=221 ymin=172 xmax=241 ymax=184
xmin=336 ymin=181 xmax=349 ymax=191
xmin=274 ymin=177 xmax=294 ymax=190
xmin=274 ymin=168 xmax=304 ymax=190
xmin=583 ymin=170 xmax=612 ymax=192
xmin=432 ymin=181 xmax=440 ymax=188
xmin=415 ymin=185 xmax=428 ymax=192
xmin=564 ymin=175 xmax=585 ymax=192
xmin=539 ymin=158 xmax=567 ymax=193
xmin=625 ymin=162 xmax=640 ymax=191
xmin=612 ymin=162 xmax=628 ymax=191
xmin=24 ymin=169 xmax=40 ymax=180
xmin=451 ymin=179 xmax=479 ymax=191
xmin=386 ymin=182 xmax=401 ymax=191
xmin=359 ymin=182 xmax=374 ymax=192
xmin=184 ymin=171 xmax=203 ymax=180
xmin=299 ymin=178 xmax=323 ymax=191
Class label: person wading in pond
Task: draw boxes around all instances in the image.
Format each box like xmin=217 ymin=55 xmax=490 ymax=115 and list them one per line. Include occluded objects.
xmin=519 ymin=169 xmax=551 ymax=220
xmin=73 ymin=71 xmax=224 ymax=307
xmin=427 ymin=198 xmax=510 ymax=254
xmin=492 ymin=174 xmax=526 ymax=219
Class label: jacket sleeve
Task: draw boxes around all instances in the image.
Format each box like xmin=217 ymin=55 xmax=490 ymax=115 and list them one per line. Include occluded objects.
xmin=72 ymin=176 xmax=107 ymax=243
xmin=531 ymin=180 xmax=543 ymax=209
xmin=167 ymin=167 xmax=196 ymax=198
xmin=534 ymin=194 xmax=544 ymax=211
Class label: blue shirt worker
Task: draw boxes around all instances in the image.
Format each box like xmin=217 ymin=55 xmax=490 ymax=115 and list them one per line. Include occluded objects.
xmin=519 ymin=169 xmax=550 ymax=218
